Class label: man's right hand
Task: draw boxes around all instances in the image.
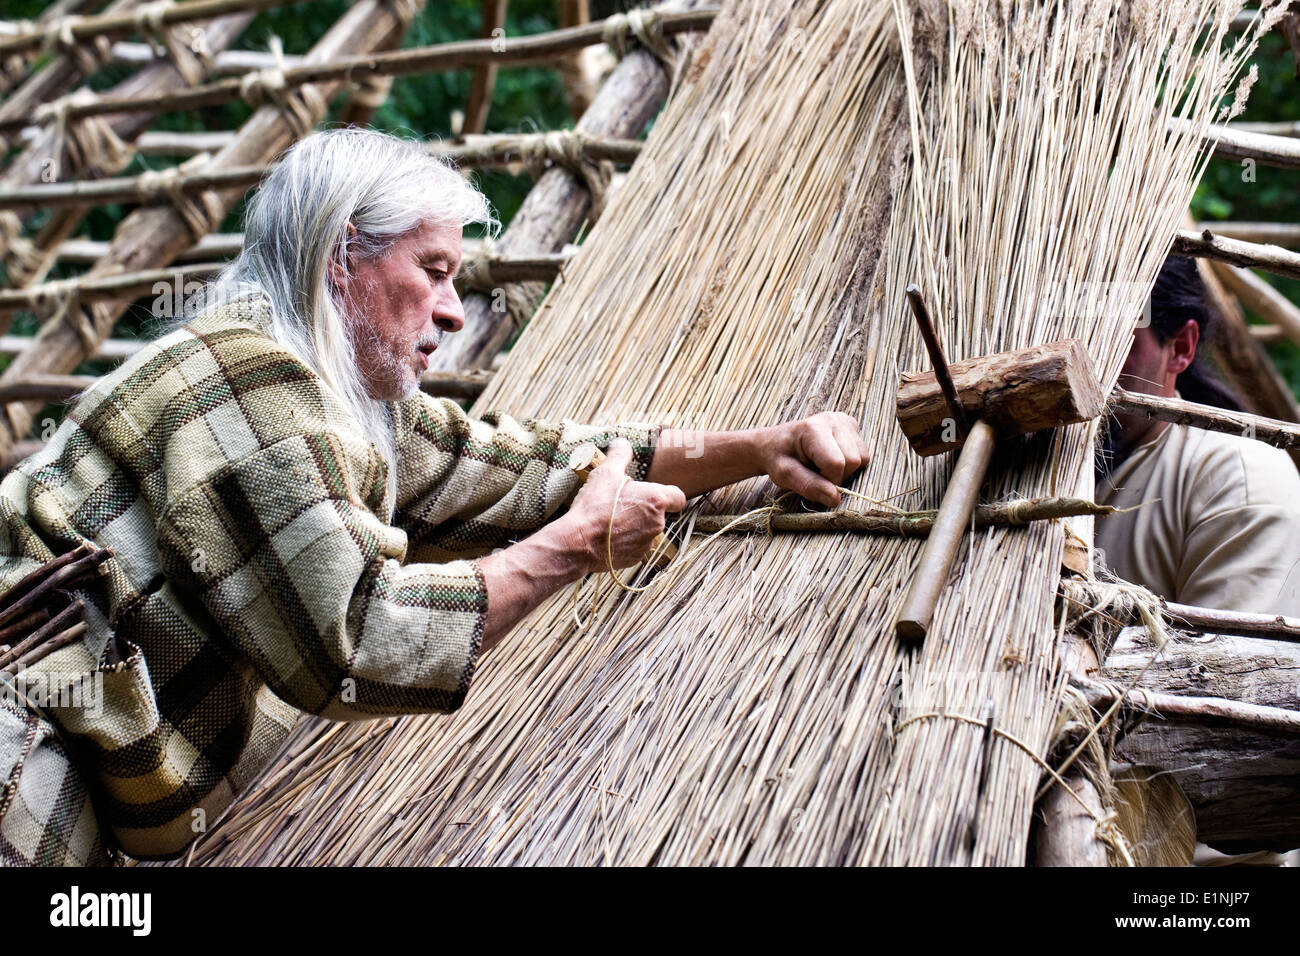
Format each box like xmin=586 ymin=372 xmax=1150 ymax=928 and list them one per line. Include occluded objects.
xmin=564 ymin=438 xmax=687 ymax=572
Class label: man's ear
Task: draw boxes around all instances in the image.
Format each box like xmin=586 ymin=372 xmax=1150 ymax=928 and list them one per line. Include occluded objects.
xmin=1166 ymin=318 xmax=1199 ymax=377
xmin=326 ymin=222 xmax=360 ymax=289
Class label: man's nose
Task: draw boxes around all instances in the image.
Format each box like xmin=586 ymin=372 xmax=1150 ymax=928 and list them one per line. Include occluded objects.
xmin=434 ymin=287 xmax=465 ymax=333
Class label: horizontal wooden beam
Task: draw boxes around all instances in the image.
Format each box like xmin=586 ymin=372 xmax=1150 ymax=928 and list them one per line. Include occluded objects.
xmin=0 ymin=133 xmax=643 ymax=211
xmin=1109 ymin=387 xmax=1300 ymax=451
xmin=1173 ymin=227 xmax=1300 ymax=282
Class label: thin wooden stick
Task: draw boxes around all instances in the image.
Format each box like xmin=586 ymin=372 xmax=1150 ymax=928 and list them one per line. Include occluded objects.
xmin=1109 ymin=387 xmax=1300 ymax=449
xmin=2 ymin=622 xmax=89 ymax=674
xmin=0 ymin=264 xmax=226 ymax=316
xmin=1194 ymin=221 xmax=1300 ymax=247
xmin=691 ymin=497 xmax=1116 ymax=536
xmin=0 ymin=548 xmax=109 ymax=631
xmin=0 ymin=601 xmax=83 ymax=672
xmin=1173 ymin=227 xmax=1300 ymax=281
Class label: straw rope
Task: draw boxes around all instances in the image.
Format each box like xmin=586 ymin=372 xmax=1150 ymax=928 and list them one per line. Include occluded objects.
xmin=238 ymin=37 xmax=325 ymax=141
xmin=136 ymin=153 xmax=224 ymax=243
xmin=39 ymin=13 xmax=112 ymax=77
xmin=31 ymin=90 xmax=131 ymax=185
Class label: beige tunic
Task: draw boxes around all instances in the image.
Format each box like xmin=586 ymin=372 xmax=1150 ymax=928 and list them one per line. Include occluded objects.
xmin=1095 ymin=422 xmax=1300 ymax=615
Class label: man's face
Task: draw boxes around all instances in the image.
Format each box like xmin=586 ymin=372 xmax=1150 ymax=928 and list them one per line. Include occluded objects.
xmin=340 ymin=219 xmax=465 ymax=401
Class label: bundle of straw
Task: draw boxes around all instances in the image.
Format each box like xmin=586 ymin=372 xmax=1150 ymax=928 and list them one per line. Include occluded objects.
xmin=185 ymin=0 xmax=1274 ymax=866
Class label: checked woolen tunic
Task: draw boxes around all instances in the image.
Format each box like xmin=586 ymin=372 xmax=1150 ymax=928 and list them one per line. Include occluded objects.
xmin=0 ymin=298 xmax=657 ymax=864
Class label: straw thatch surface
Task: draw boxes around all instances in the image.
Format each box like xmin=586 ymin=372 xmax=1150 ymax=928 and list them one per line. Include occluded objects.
xmin=183 ymin=0 xmax=1272 ymax=866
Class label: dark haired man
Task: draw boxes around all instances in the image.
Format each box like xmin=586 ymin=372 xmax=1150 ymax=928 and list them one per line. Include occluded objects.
xmin=1095 ymin=256 xmax=1300 ymax=616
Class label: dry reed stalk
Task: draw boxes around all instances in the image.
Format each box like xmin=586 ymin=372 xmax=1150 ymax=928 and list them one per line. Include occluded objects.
xmin=184 ymin=0 xmax=1273 ymax=867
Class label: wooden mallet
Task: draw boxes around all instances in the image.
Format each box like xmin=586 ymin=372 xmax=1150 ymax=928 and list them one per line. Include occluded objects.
xmin=893 ymin=286 xmax=1104 ymax=642
xmin=569 ymin=442 xmax=678 ymax=567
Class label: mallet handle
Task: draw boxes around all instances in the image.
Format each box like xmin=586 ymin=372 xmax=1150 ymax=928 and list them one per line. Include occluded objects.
xmin=570 ymin=444 xmax=678 ymax=567
xmin=894 ymin=418 xmax=997 ymax=643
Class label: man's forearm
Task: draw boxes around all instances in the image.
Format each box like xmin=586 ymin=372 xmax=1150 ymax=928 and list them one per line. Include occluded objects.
xmin=646 ymin=427 xmax=771 ymax=498
xmin=475 ymin=516 xmax=590 ymax=655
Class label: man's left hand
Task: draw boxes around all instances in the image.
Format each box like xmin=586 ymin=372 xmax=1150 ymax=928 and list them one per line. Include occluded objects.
xmin=756 ymin=412 xmax=869 ymax=507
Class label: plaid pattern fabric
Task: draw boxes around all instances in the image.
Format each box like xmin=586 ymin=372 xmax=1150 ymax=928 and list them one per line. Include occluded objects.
xmin=0 ymin=689 xmax=110 ymax=866
xmin=0 ymin=297 xmax=658 ymax=862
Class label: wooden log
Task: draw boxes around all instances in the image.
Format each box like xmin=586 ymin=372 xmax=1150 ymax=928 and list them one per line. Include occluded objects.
xmin=0 ymin=8 xmax=720 ymax=133
xmin=895 ymin=339 xmax=1105 ymax=457
xmin=0 ymin=0 xmax=416 ymax=457
xmin=429 ymin=0 xmax=710 ymax=373
xmin=1100 ymin=628 xmax=1300 ymax=848
xmin=1173 ymin=227 xmax=1300 ymax=282
xmin=1208 ymin=260 xmax=1300 ymax=347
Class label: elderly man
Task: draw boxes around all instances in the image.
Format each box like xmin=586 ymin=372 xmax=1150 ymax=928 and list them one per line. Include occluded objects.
xmin=0 ymin=128 xmax=868 ymax=866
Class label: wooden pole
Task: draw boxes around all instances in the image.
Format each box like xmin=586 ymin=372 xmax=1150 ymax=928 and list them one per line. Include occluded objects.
xmin=463 ymin=0 xmax=510 ymax=135
xmin=0 ymin=134 xmax=643 ymax=211
xmin=894 ymin=419 xmax=997 ymax=642
xmin=1195 ymin=221 xmax=1300 ymax=247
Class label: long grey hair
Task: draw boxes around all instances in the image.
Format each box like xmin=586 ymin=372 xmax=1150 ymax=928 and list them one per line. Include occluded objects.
xmin=208 ymin=128 xmax=494 ymax=466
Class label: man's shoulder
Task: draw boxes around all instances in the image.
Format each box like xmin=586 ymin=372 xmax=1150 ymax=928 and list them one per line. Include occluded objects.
xmin=1176 ymin=423 xmax=1300 ymax=508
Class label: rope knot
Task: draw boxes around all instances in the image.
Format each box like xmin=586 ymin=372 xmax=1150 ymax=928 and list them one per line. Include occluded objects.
xmin=603 ymin=7 xmax=673 ymax=64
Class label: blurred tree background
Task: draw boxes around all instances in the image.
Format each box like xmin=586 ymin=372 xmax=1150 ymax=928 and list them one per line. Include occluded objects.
xmin=5 ymin=2 xmax=1300 ymax=399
